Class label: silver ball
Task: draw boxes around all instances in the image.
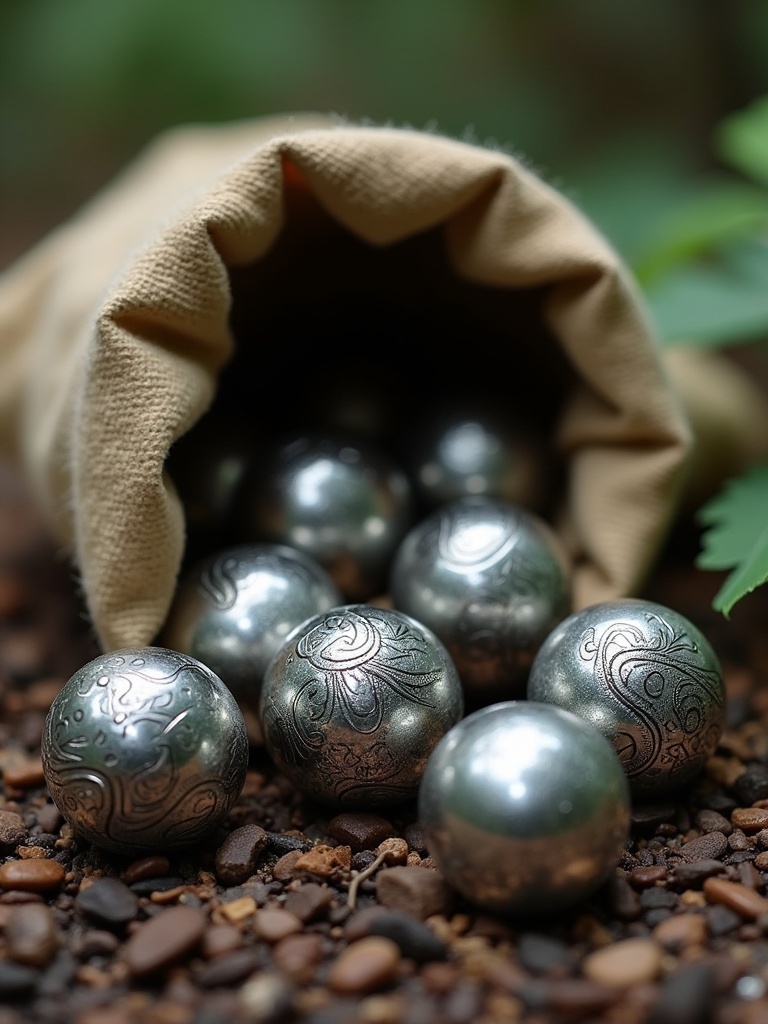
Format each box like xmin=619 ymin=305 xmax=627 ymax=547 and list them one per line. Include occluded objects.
xmin=239 ymin=435 xmax=413 ymax=600
xmin=42 ymin=647 xmax=248 ymax=854
xmin=527 ymin=599 xmax=725 ymax=796
xmin=418 ymin=701 xmax=631 ymax=915
xmin=161 ymin=544 xmax=342 ymax=711
xmin=407 ymin=412 xmax=547 ymax=510
xmin=390 ymin=497 xmax=571 ymax=699
xmin=260 ymin=604 xmax=464 ymax=807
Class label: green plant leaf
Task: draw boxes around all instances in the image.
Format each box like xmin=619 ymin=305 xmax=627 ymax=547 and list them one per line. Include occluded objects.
xmin=716 ymin=96 xmax=768 ymax=189
xmin=696 ymin=462 xmax=768 ymax=615
xmin=645 ymin=239 xmax=768 ymax=346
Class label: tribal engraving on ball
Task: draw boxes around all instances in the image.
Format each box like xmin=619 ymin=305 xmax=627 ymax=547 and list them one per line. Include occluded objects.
xmin=578 ymin=612 xmax=724 ymax=780
xmin=43 ymin=653 xmax=242 ymax=848
xmin=267 ymin=609 xmax=439 ymax=799
xmin=434 ymin=501 xmax=519 ymax=572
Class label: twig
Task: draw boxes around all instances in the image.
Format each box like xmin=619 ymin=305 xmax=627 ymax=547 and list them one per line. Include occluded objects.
xmin=346 ymin=849 xmax=389 ymax=910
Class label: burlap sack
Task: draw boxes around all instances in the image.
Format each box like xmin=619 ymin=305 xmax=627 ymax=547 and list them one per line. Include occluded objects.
xmin=0 ymin=113 xmax=694 ymax=652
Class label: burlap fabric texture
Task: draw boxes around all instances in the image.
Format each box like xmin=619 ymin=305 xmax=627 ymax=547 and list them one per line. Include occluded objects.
xmin=0 ymin=113 xmax=699 ymax=652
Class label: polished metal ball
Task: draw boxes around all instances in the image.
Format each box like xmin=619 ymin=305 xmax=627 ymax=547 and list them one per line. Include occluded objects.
xmin=389 ymin=497 xmax=571 ymax=700
xmin=418 ymin=701 xmax=631 ymax=915
xmin=161 ymin=544 xmax=342 ymax=712
xmin=407 ymin=410 xmax=547 ymax=511
xmin=239 ymin=434 xmax=413 ymax=600
xmin=259 ymin=604 xmax=464 ymax=807
xmin=42 ymin=647 xmax=249 ymax=854
xmin=527 ymin=599 xmax=725 ymax=796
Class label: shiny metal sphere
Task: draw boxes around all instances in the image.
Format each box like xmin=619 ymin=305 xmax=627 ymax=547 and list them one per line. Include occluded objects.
xmin=161 ymin=544 xmax=342 ymax=712
xmin=42 ymin=647 xmax=248 ymax=854
xmin=407 ymin=411 xmax=547 ymax=511
xmin=527 ymin=599 xmax=725 ymax=796
xmin=260 ymin=604 xmax=464 ymax=807
xmin=239 ymin=434 xmax=413 ymax=600
xmin=389 ymin=497 xmax=571 ymax=700
xmin=418 ymin=701 xmax=631 ymax=915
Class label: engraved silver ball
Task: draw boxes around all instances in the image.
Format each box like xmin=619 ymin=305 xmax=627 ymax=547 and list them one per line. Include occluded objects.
xmin=42 ymin=647 xmax=249 ymax=854
xmin=527 ymin=599 xmax=725 ymax=796
xmin=259 ymin=604 xmax=464 ymax=807
xmin=390 ymin=497 xmax=571 ymax=700
xmin=161 ymin=544 xmax=342 ymax=712
xmin=239 ymin=434 xmax=413 ymax=600
xmin=418 ymin=701 xmax=631 ymax=915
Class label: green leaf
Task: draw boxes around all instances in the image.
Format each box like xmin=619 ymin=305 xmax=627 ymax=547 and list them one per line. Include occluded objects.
xmin=716 ymin=96 xmax=768 ymax=189
xmin=645 ymin=239 xmax=768 ymax=347
xmin=696 ymin=462 xmax=768 ymax=615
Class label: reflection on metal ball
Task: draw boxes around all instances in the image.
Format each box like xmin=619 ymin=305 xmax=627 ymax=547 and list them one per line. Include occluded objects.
xmin=527 ymin=599 xmax=725 ymax=796
xmin=389 ymin=497 xmax=571 ymax=700
xmin=239 ymin=434 xmax=413 ymax=600
xmin=259 ymin=604 xmax=464 ymax=807
xmin=161 ymin=544 xmax=342 ymax=712
xmin=41 ymin=647 xmax=248 ymax=854
xmin=418 ymin=701 xmax=631 ymax=915
xmin=407 ymin=411 xmax=547 ymax=511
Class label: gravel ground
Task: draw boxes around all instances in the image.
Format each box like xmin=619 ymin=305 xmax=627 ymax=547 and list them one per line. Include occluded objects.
xmin=1 ymin=460 xmax=768 ymax=1024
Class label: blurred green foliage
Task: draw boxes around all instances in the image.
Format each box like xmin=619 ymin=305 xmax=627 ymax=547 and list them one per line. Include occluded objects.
xmin=3 ymin=0 xmax=768 ymax=611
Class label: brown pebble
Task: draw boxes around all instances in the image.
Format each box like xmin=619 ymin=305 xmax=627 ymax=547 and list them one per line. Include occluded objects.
xmin=753 ymin=851 xmax=768 ymax=871
xmin=273 ymin=932 xmax=324 ymax=982
xmin=215 ymin=824 xmax=269 ymax=887
xmin=327 ymin=812 xmax=396 ymax=852
xmin=703 ymin=877 xmax=768 ymax=919
xmin=123 ymin=905 xmax=206 ymax=977
xmin=124 ymin=855 xmax=171 ymax=885
xmin=680 ymin=831 xmax=728 ymax=862
xmin=652 ymin=912 xmax=708 ymax=950
xmin=293 ymin=844 xmax=351 ymax=879
xmin=582 ymin=938 xmax=663 ymax=988
xmin=283 ymin=882 xmax=332 ymax=923
xmin=732 ymin=808 xmax=768 ymax=832
xmin=4 ymin=903 xmax=60 ymax=966
xmin=329 ymin=936 xmax=402 ymax=995
xmin=629 ymin=865 xmax=667 ymax=889
xmin=33 ymin=803 xmax=62 ymax=836
xmin=217 ymin=896 xmax=257 ymax=925
xmin=254 ymin=908 xmax=304 ymax=943
xmin=201 ymin=924 xmax=245 ymax=960
xmin=375 ymin=838 xmax=409 ymax=865
xmin=376 ymin=866 xmax=453 ymax=920
xmin=695 ymin=809 xmax=733 ymax=836
xmin=2 ymin=759 xmax=45 ymax=789
xmin=0 ymin=810 xmax=27 ymax=847
xmin=272 ymin=850 xmax=302 ymax=881
xmin=0 ymin=858 xmax=65 ymax=893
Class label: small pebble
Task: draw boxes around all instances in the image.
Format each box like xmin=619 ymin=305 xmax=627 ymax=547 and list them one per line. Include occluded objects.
xmin=375 ymin=866 xmax=453 ymax=920
xmin=732 ymin=808 xmax=768 ymax=832
xmin=582 ymin=938 xmax=663 ymax=988
xmin=402 ymin=823 xmax=428 ymax=854
xmin=753 ymin=851 xmax=768 ymax=870
xmin=2 ymin=759 xmax=45 ymax=789
xmin=327 ymin=813 xmax=395 ymax=852
xmin=628 ymin=865 xmax=667 ymax=889
xmin=271 ymin=850 xmax=302 ymax=881
xmin=124 ymin=855 xmax=170 ymax=885
xmin=375 ymin=838 xmax=409 ymax=865
xmin=253 ymin=908 xmax=303 ymax=944
xmin=652 ymin=912 xmax=708 ymax=950
xmin=706 ymin=903 xmax=743 ymax=936
xmin=0 ymin=811 xmax=27 ymax=847
xmin=0 ymin=858 xmax=65 ymax=892
xmin=72 ymin=930 xmax=121 ymax=960
xmin=4 ymin=903 xmax=59 ymax=966
xmin=329 ymin=936 xmax=402 ymax=995
xmin=75 ymin=878 xmax=139 ymax=927
xmin=672 ymin=860 xmax=726 ymax=886
xmin=239 ymin=972 xmax=293 ymax=1022
xmin=195 ymin=947 xmax=262 ymax=988
xmin=33 ymin=804 xmax=62 ymax=836
xmin=0 ymin=961 xmax=40 ymax=998
xmin=703 ymin=876 xmax=768 ymax=919
xmin=215 ymin=825 xmax=269 ymax=887
xmin=680 ymin=832 xmax=728 ymax=862
xmin=283 ymin=883 xmax=332 ymax=923
xmin=201 ymin=924 xmax=245 ymax=960
xmin=651 ymin=961 xmax=716 ymax=1024
xmin=293 ymin=844 xmax=351 ymax=879
xmin=272 ymin=932 xmax=324 ymax=982
xmin=123 ymin=905 xmax=206 ymax=978
xmin=517 ymin=932 xmax=571 ymax=976
xmin=348 ymin=908 xmax=447 ymax=963
xmin=695 ymin=809 xmax=733 ymax=836
xmin=732 ymin=770 xmax=768 ymax=805
xmin=129 ymin=876 xmax=184 ymax=896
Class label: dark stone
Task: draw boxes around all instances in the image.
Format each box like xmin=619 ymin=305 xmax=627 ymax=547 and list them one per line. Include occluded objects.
xmin=0 ymin=962 xmax=39 ymax=998
xmin=195 ymin=948 xmax=264 ymax=987
xmin=266 ymin=832 xmax=312 ymax=856
xmin=327 ymin=812 xmax=395 ymax=852
xmin=706 ymin=904 xmax=742 ymax=937
xmin=283 ymin=883 xmax=332 ymax=923
xmin=215 ymin=825 xmax=269 ymax=886
xmin=639 ymin=888 xmax=678 ymax=910
xmin=672 ymin=860 xmax=727 ymax=887
xmin=517 ymin=933 xmax=571 ymax=975
xmin=732 ymin=770 xmax=768 ymax=806
xmin=364 ymin=910 xmax=447 ymax=963
xmin=649 ymin=961 xmax=715 ymax=1024
xmin=75 ymin=878 xmax=139 ymax=927
xmin=679 ymin=832 xmax=728 ymax=863
xmin=129 ymin=876 xmax=185 ymax=896
xmin=631 ymin=804 xmax=676 ymax=832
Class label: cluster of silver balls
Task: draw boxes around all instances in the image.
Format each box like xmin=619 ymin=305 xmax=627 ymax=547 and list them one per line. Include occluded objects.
xmin=42 ymin=423 xmax=725 ymax=915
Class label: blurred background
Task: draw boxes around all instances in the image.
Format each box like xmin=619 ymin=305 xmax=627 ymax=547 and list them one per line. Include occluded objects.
xmin=2 ymin=0 xmax=768 ymax=344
